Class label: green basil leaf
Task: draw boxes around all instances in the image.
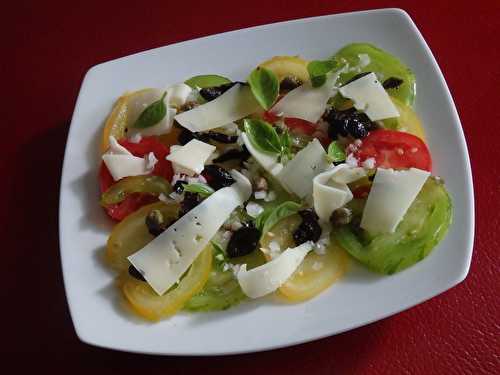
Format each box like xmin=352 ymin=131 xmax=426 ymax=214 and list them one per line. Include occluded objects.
xmin=327 ymin=141 xmax=346 ymax=163
xmin=248 ymin=67 xmax=279 ymax=110
xmin=183 ymin=183 xmax=215 ymax=198
xmin=279 ymin=129 xmax=293 ymax=161
xmin=307 ymin=59 xmax=338 ymax=87
xmin=259 ymin=201 xmax=301 ymax=235
xmin=255 ymin=207 xmax=273 ymax=232
xmin=184 ymin=74 xmax=231 ymax=89
xmin=133 ymin=91 xmax=167 ymax=129
xmin=243 ymin=118 xmax=282 ymax=155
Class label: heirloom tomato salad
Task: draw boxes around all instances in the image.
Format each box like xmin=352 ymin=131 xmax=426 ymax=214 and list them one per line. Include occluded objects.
xmin=99 ymin=43 xmax=452 ymax=321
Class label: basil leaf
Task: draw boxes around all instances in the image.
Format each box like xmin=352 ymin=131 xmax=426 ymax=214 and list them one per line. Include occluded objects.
xmin=307 ymin=59 xmax=338 ymax=87
xmin=183 ymin=183 xmax=215 ymax=198
xmin=243 ymin=118 xmax=281 ymax=155
xmin=255 ymin=207 xmax=273 ymax=232
xmin=279 ymin=130 xmax=293 ymax=161
xmin=327 ymin=141 xmax=346 ymax=163
xmin=259 ymin=201 xmax=301 ymax=235
xmin=184 ymin=74 xmax=231 ymax=89
xmin=133 ymin=91 xmax=167 ymax=129
xmin=248 ymin=67 xmax=279 ymax=110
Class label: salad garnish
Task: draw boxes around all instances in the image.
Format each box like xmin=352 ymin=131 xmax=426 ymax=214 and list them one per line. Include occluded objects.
xmin=97 ymin=43 xmax=452 ymax=321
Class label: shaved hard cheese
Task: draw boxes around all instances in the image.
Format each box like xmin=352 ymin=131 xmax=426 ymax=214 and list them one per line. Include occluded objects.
xmin=166 ymin=139 xmax=216 ymax=176
xmin=237 ymin=242 xmax=313 ymax=298
xmin=277 ymin=139 xmax=329 ymax=198
xmin=313 ymin=164 xmax=366 ymax=222
xmin=128 ymin=171 xmax=252 ymax=295
xmin=361 ymin=168 xmax=430 ymax=233
xmin=126 ymin=89 xmax=177 ymax=137
xmin=339 ymin=72 xmax=399 ymax=121
xmin=241 ymin=133 xmax=283 ymax=176
xmin=102 ymin=154 xmax=151 ymax=181
xmin=167 ymin=83 xmax=193 ymax=107
xmin=270 ymin=73 xmax=338 ymax=123
xmin=174 ymin=84 xmax=260 ymax=132
xmin=108 ymin=136 xmax=132 ymax=155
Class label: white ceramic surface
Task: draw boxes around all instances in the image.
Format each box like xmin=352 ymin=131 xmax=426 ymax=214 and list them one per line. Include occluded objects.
xmin=59 ymin=8 xmax=474 ymax=355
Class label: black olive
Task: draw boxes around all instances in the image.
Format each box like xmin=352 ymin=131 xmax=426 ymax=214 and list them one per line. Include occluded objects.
xmin=145 ymin=209 xmax=172 ymax=236
xmin=226 ymin=226 xmax=261 ymax=258
xmin=179 ymin=192 xmax=202 ymax=217
xmin=382 ymin=77 xmax=404 ymax=90
xmin=343 ymin=71 xmax=372 ymax=86
xmin=280 ymin=76 xmax=303 ymax=92
xmin=128 ymin=265 xmax=146 ymax=282
xmin=325 ymin=107 xmax=373 ymax=140
xmin=213 ymin=146 xmax=250 ymax=163
xmin=178 ymin=128 xmax=210 ymax=145
xmin=202 ymin=165 xmax=235 ymax=190
xmin=206 ymin=131 xmax=238 ymax=144
xmin=293 ymin=209 xmax=322 ymax=245
xmin=330 ymin=207 xmax=353 ymax=226
xmin=199 ymin=82 xmax=243 ymax=101
xmin=173 ymin=180 xmax=188 ymax=194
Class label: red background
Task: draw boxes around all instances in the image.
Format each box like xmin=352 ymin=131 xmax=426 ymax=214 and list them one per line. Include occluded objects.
xmin=4 ymin=0 xmax=499 ymax=373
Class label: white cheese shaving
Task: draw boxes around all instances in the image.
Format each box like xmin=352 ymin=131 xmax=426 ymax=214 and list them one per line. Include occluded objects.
xmin=339 ymin=72 xmax=399 ymax=121
xmin=128 ymin=133 xmax=142 ymax=144
xmin=145 ymin=152 xmax=158 ymax=171
xmin=360 ymin=168 xmax=430 ymax=234
xmin=237 ymin=242 xmax=313 ymax=298
xmin=166 ymin=83 xmax=192 ymax=107
xmin=166 ymin=139 xmax=216 ymax=176
xmin=313 ymin=164 xmax=366 ymax=222
xmin=174 ymin=84 xmax=259 ymax=132
xmin=277 ymin=138 xmax=329 ymax=198
xmin=270 ymin=73 xmax=338 ymax=123
xmin=128 ymin=170 xmax=252 ymax=295
xmin=108 ymin=136 xmax=131 ymax=155
xmin=102 ymin=154 xmax=151 ymax=181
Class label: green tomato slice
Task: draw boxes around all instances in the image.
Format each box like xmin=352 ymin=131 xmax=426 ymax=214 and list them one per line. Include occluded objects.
xmin=333 ymin=43 xmax=416 ymax=106
xmin=100 ymin=175 xmax=172 ymax=206
xmin=334 ymin=177 xmax=452 ymax=274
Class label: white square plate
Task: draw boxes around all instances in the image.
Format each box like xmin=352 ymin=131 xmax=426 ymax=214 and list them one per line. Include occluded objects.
xmin=59 ymin=8 xmax=474 ymax=355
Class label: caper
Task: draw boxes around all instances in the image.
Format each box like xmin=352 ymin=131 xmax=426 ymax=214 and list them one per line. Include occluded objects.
xmin=330 ymin=207 xmax=353 ymax=226
xmin=145 ymin=209 xmax=167 ymax=236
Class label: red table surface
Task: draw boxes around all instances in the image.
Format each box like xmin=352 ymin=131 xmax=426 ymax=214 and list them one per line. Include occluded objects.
xmin=4 ymin=0 xmax=499 ymax=373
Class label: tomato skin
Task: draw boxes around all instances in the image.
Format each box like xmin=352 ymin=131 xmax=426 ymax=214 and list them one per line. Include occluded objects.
xmin=354 ymin=129 xmax=432 ymax=171
xmin=119 ymin=136 xmax=173 ymax=181
xmin=99 ymin=136 xmax=174 ymax=221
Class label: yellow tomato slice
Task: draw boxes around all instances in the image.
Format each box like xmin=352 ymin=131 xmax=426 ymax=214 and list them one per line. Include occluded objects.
xmin=106 ymin=201 xmax=179 ymax=272
xmin=258 ymin=56 xmax=310 ymax=83
xmin=121 ymin=246 xmax=212 ymax=321
xmin=387 ymin=97 xmax=427 ymax=142
xmin=100 ymin=94 xmax=129 ymax=154
xmin=260 ymin=215 xmax=349 ymax=302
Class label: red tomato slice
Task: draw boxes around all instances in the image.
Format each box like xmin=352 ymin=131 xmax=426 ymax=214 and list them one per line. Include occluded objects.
xmin=99 ymin=136 xmax=174 ymax=221
xmin=105 ymin=193 xmax=158 ymax=221
xmin=354 ymin=129 xmax=432 ymax=171
xmin=119 ymin=136 xmax=173 ymax=181
xmin=284 ymin=118 xmax=316 ymax=136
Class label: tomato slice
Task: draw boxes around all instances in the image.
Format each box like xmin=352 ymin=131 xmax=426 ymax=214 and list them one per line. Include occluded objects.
xmin=354 ymin=129 xmax=432 ymax=171
xmin=99 ymin=136 xmax=174 ymax=220
xmin=119 ymin=136 xmax=173 ymax=181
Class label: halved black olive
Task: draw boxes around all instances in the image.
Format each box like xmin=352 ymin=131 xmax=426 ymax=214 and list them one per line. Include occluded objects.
xmin=213 ymin=146 xmax=250 ymax=163
xmin=226 ymin=225 xmax=261 ymax=258
xmin=202 ymin=165 xmax=235 ymax=190
xmin=293 ymin=209 xmax=322 ymax=245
